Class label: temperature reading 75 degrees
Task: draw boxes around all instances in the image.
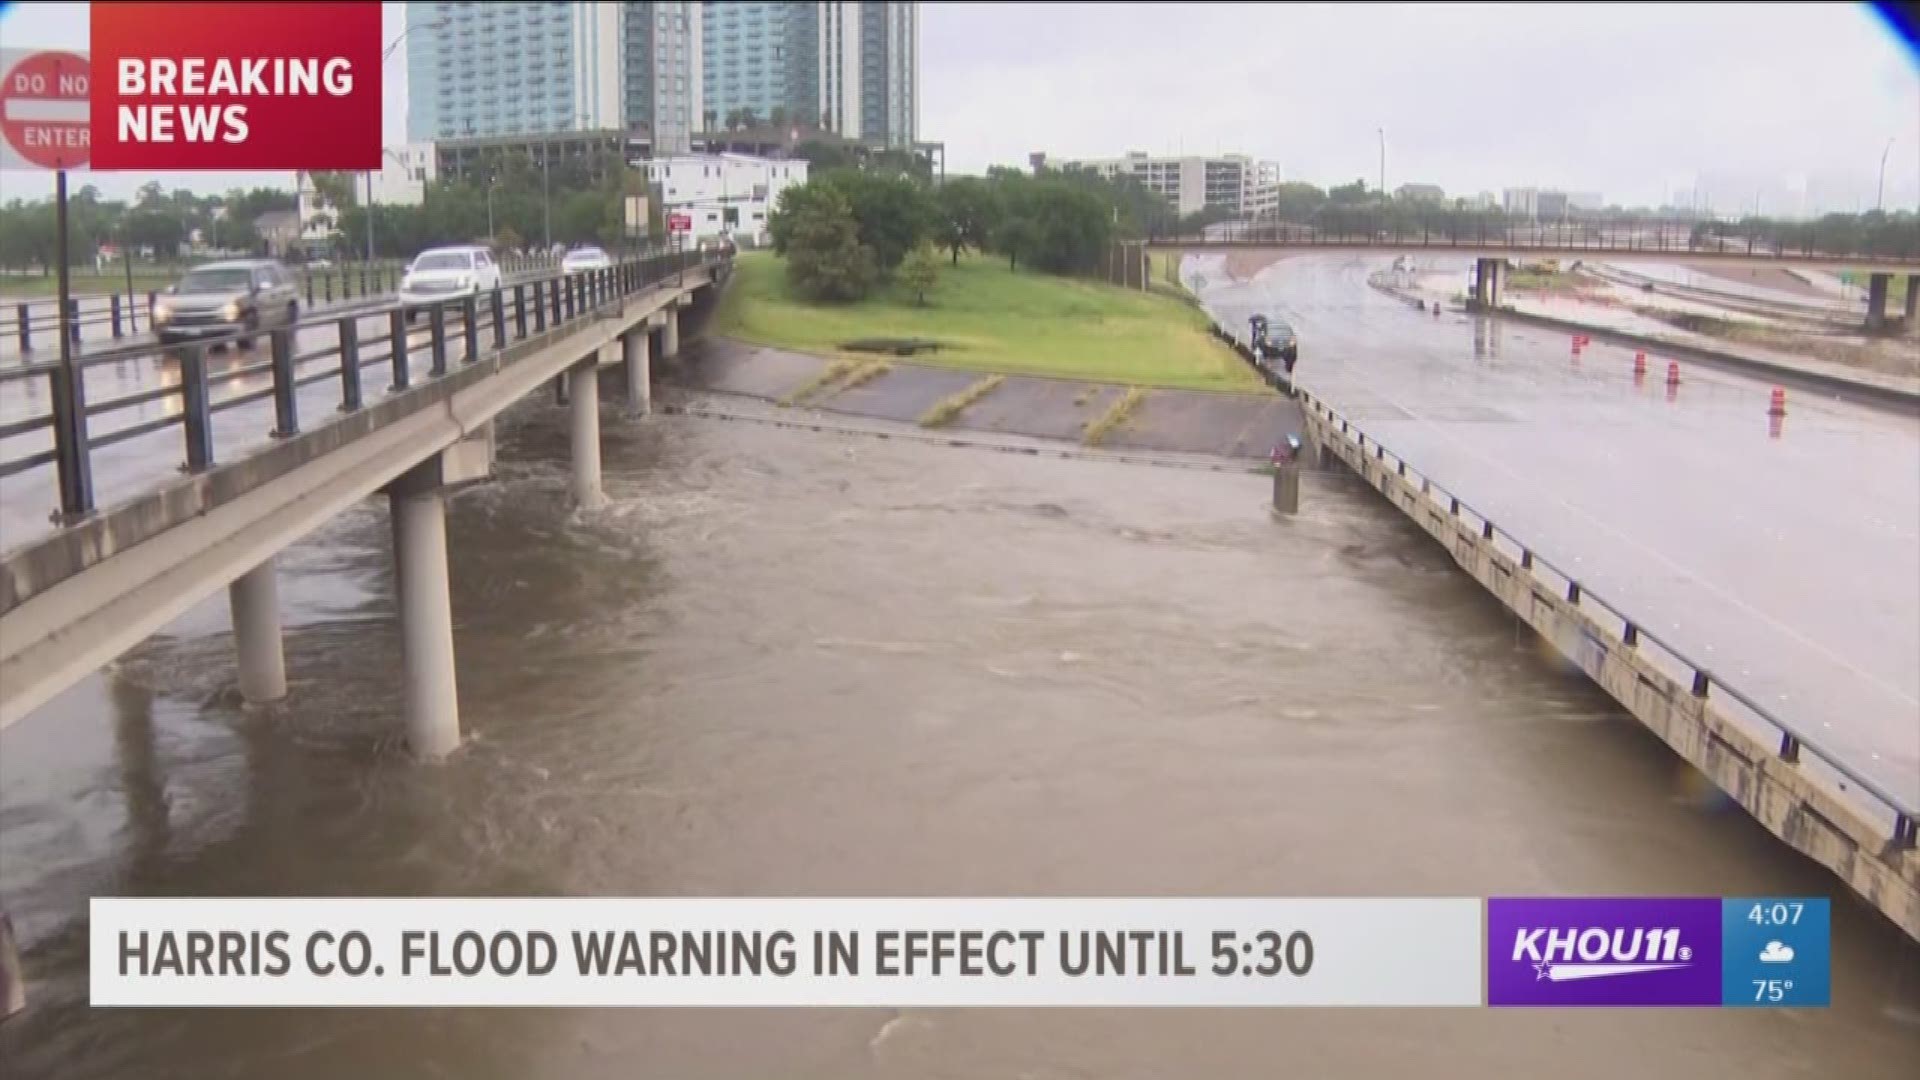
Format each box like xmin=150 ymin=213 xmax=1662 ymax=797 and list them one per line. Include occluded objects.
xmin=1754 ymin=979 xmax=1795 ymax=1003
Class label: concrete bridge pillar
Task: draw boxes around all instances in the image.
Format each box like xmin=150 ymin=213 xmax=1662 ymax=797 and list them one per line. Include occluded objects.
xmin=389 ymin=477 xmax=460 ymax=759
xmin=228 ymin=558 xmax=286 ymax=704
xmin=623 ymin=327 xmax=651 ymax=417
xmin=570 ymin=359 xmax=607 ymax=510
xmin=1864 ymin=271 xmax=1892 ymax=332
xmin=1472 ymin=257 xmax=1503 ymax=310
xmin=662 ymin=305 xmax=680 ymax=360
xmin=1905 ymin=275 xmax=1920 ymax=336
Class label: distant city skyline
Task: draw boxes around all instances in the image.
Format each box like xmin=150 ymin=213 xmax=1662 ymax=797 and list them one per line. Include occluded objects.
xmin=1 ymin=1 xmax=1914 ymax=217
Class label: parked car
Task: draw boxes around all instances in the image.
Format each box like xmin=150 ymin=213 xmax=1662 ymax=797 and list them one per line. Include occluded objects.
xmin=153 ymin=259 xmax=301 ymax=348
xmin=561 ymin=246 xmax=614 ymax=273
xmin=398 ymin=245 xmax=503 ymax=317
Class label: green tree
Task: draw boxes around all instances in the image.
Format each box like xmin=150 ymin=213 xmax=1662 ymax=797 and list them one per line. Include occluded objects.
xmin=778 ymin=185 xmax=877 ymax=302
xmin=1328 ymin=179 xmax=1369 ymax=205
xmin=899 ymin=243 xmax=940 ymax=305
xmin=769 ymin=106 xmax=788 ymax=130
xmin=934 ymin=175 xmax=998 ymax=264
xmin=308 ymin=170 xmax=359 ymax=210
xmin=993 ymin=213 xmax=1037 ymax=271
xmin=819 ymin=170 xmax=929 ymax=273
xmin=1022 ymin=181 xmax=1112 ymax=273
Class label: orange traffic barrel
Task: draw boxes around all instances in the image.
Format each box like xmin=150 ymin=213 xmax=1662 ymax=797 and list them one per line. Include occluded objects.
xmin=1769 ymin=387 xmax=1786 ymax=416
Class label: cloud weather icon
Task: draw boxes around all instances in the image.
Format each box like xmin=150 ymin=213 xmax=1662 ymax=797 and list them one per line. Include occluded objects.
xmin=1759 ymin=941 xmax=1795 ymax=964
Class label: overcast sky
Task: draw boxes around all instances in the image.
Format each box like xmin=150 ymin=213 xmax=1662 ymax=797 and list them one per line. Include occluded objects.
xmin=2 ymin=1 xmax=1915 ymax=214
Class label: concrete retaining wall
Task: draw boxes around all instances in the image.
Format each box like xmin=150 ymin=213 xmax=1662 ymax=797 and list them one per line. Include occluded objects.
xmin=1299 ymin=394 xmax=1920 ymax=942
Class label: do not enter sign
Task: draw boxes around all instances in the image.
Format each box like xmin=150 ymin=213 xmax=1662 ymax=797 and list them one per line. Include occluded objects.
xmin=1 ymin=49 xmax=92 ymax=170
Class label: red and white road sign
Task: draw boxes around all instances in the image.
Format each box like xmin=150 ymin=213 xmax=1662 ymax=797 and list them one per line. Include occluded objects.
xmin=668 ymin=212 xmax=693 ymax=233
xmin=0 ymin=49 xmax=92 ymax=170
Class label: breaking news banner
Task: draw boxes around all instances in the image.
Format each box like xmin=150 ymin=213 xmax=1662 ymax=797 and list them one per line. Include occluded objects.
xmin=92 ymin=898 xmax=1484 ymax=1008
xmin=88 ymin=1 xmax=381 ymax=170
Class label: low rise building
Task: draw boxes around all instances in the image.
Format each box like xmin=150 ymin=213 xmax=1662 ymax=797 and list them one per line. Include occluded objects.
xmin=1055 ymin=150 xmax=1276 ymax=219
xmin=644 ymin=152 xmax=809 ymax=245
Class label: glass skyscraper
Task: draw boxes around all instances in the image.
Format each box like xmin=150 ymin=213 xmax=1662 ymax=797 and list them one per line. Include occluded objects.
xmin=703 ymin=1 xmax=918 ymax=146
xmin=405 ymin=2 xmax=624 ymax=142
xmin=405 ymin=1 xmax=914 ymax=151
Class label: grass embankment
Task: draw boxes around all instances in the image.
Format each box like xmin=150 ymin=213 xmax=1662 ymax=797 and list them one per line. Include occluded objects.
xmin=714 ymin=251 xmax=1263 ymax=393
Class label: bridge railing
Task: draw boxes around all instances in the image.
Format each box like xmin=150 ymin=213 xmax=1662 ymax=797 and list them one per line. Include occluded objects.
xmin=1294 ymin=388 xmax=1918 ymax=851
xmin=1149 ymin=217 xmax=1920 ymax=263
xmin=0 ymin=249 xmax=723 ymax=529
xmin=0 ymin=251 xmax=674 ymax=355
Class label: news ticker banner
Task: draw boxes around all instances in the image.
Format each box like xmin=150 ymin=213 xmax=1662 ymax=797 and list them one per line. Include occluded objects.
xmin=2 ymin=2 xmax=380 ymax=172
xmin=90 ymin=896 xmax=1830 ymax=1009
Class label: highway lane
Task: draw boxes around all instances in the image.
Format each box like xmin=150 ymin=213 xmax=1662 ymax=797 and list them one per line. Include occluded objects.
xmin=0 ymin=306 xmax=498 ymax=550
xmin=1190 ymin=253 xmax=1920 ymax=816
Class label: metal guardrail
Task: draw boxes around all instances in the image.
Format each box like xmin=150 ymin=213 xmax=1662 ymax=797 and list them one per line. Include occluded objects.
xmin=0 ymin=256 xmax=574 ymax=353
xmin=1149 ymin=219 xmax=1920 ymax=263
xmin=0 ymin=249 xmax=720 ymax=526
xmin=1294 ymin=387 xmax=1919 ymax=849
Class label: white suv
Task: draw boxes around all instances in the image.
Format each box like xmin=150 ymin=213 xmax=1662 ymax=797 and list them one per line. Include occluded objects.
xmin=561 ymin=246 xmax=614 ymax=273
xmin=399 ymin=245 xmax=503 ymax=317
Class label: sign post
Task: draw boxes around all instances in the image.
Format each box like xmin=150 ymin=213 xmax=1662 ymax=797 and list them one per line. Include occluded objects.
xmin=2 ymin=48 xmax=94 ymax=519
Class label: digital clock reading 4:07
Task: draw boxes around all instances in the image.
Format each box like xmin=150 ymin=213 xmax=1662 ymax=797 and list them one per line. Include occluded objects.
xmin=1746 ymin=901 xmax=1804 ymax=926
xmin=1210 ymin=930 xmax=1315 ymax=977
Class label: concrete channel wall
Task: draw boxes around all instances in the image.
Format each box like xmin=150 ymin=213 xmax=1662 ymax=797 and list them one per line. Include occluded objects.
xmin=1298 ymin=392 xmax=1920 ymax=942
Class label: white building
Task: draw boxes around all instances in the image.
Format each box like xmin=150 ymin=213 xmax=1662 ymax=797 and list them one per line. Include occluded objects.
xmin=1502 ymin=187 xmax=1538 ymax=218
xmin=1057 ymin=151 xmax=1274 ymax=218
xmin=644 ymin=153 xmax=809 ymax=245
xmin=371 ymin=142 xmax=437 ymax=207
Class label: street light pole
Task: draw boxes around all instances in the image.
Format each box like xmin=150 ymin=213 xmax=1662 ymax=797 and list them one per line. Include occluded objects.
xmin=1377 ymin=127 xmax=1386 ymax=203
xmin=364 ymin=171 xmax=375 ymax=263
xmin=1877 ymin=136 xmax=1895 ymax=212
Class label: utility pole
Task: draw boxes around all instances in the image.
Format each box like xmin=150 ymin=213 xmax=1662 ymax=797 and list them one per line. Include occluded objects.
xmin=364 ymin=170 xmax=375 ymax=263
xmin=1377 ymin=127 xmax=1386 ymax=203
xmin=1878 ymin=136 xmax=1895 ymax=212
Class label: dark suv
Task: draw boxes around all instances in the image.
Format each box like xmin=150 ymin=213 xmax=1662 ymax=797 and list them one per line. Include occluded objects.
xmin=154 ymin=259 xmax=301 ymax=348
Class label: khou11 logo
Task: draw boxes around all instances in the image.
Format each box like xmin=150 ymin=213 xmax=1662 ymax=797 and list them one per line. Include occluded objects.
xmin=1487 ymin=897 xmax=1724 ymax=1007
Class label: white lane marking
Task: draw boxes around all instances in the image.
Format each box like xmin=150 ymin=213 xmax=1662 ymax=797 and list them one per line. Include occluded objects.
xmin=1293 ymin=266 xmax=1920 ymax=726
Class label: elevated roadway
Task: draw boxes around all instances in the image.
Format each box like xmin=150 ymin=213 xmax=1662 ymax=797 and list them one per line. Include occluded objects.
xmin=1190 ymin=252 xmax=1920 ymax=933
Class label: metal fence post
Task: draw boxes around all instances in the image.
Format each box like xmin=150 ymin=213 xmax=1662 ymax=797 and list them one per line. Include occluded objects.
xmin=490 ymin=287 xmax=506 ymax=350
xmin=66 ymin=298 xmax=81 ymax=347
xmin=180 ymin=343 xmax=214 ymax=471
xmin=16 ymin=303 xmax=29 ymax=353
xmin=269 ymin=328 xmax=299 ymax=437
xmin=534 ymin=280 xmax=548 ymax=332
xmin=324 ymin=272 xmax=334 ymax=304
xmin=389 ymin=308 xmax=411 ymax=390
xmin=462 ymin=292 xmax=479 ymax=364
xmin=515 ymin=283 xmax=527 ymax=339
xmin=47 ymin=362 xmax=94 ymax=520
xmin=304 ymin=272 xmax=315 ymax=307
xmin=339 ymin=316 xmax=362 ymax=411
xmin=110 ymin=294 xmax=123 ymax=337
xmin=359 ymin=265 xmax=369 ymax=296
xmin=429 ymin=303 xmax=448 ymax=376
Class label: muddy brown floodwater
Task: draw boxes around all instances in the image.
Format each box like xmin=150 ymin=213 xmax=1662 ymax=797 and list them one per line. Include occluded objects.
xmin=1 ymin=390 xmax=1918 ymax=1078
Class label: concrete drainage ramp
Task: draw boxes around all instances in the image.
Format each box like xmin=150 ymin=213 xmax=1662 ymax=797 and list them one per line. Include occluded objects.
xmin=949 ymin=376 xmax=1129 ymax=442
xmin=677 ymin=338 xmax=826 ymax=400
xmin=1103 ymin=390 xmax=1307 ymax=459
xmin=809 ymin=364 xmax=983 ymax=423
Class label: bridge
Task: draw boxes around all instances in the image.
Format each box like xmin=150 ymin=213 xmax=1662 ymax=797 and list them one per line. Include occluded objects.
xmin=1146 ymin=224 xmax=1920 ymax=330
xmin=0 ymin=250 xmax=729 ymax=754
